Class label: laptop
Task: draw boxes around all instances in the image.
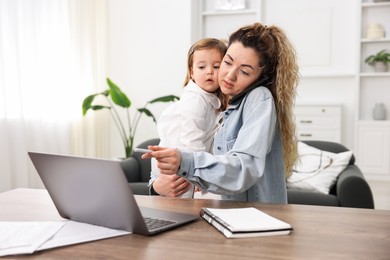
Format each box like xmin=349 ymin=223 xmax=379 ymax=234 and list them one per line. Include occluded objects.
xmin=28 ymin=152 xmax=198 ymax=235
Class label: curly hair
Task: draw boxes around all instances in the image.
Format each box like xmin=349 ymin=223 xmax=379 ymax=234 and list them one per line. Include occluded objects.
xmin=229 ymin=23 xmax=299 ymax=177
xmin=183 ymin=38 xmax=228 ymax=110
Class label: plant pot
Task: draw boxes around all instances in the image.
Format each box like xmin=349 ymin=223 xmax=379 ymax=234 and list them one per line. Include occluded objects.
xmin=373 ymin=62 xmax=388 ymax=73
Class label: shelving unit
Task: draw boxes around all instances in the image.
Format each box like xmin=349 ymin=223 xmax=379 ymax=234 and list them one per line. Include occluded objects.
xmin=359 ymin=2 xmax=390 ymax=82
xmin=356 ymin=0 xmax=390 ymax=180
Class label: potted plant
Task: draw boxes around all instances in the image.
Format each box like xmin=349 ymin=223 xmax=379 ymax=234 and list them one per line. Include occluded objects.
xmin=364 ymin=49 xmax=390 ymax=72
xmin=82 ymin=77 xmax=179 ymax=157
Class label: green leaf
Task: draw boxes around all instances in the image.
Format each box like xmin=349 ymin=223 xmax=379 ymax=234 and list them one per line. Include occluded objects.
xmin=82 ymin=94 xmax=97 ymax=115
xmin=82 ymin=91 xmax=112 ymax=115
xmin=138 ymin=108 xmax=156 ymax=122
xmin=91 ymin=105 xmax=110 ymax=111
xmin=148 ymin=95 xmax=179 ymax=104
xmin=107 ymin=78 xmax=131 ymax=108
xmin=364 ymin=49 xmax=390 ymax=65
xmin=82 ymin=77 xmax=179 ymax=158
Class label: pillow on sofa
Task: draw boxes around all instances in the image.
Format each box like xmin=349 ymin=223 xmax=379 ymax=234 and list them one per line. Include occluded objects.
xmin=287 ymin=142 xmax=353 ymax=194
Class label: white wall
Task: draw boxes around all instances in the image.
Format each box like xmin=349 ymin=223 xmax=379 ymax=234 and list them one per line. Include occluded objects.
xmin=107 ymin=0 xmax=193 ymax=157
xmin=296 ymin=77 xmax=356 ymax=147
xmin=263 ymin=0 xmax=359 ymax=76
xmin=263 ymin=0 xmax=359 ymax=149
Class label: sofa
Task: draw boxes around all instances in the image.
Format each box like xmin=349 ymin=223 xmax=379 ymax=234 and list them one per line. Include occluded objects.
xmin=120 ymin=139 xmax=375 ymax=209
xmin=120 ymin=138 xmax=160 ymax=196
xmin=287 ymin=140 xmax=374 ymax=209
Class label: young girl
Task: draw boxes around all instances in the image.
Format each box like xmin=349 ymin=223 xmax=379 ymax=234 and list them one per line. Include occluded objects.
xmin=149 ymin=38 xmax=227 ymax=198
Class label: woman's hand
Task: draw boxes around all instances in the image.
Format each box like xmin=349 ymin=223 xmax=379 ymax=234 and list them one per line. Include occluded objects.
xmin=152 ymin=174 xmax=191 ymax=197
xmin=142 ymin=146 xmax=181 ymax=175
xmin=142 ymin=145 xmax=189 ymax=197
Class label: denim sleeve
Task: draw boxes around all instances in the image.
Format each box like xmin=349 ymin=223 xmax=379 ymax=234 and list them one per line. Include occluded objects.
xmin=177 ymin=150 xmax=195 ymax=178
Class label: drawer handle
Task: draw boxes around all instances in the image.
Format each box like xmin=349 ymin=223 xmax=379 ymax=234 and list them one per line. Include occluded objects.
xmin=300 ymin=134 xmax=312 ymax=137
xmin=300 ymin=120 xmax=312 ymax=124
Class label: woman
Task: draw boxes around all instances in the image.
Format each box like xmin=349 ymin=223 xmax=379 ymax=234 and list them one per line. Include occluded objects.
xmin=144 ymin=23 xmax=299 ymax=203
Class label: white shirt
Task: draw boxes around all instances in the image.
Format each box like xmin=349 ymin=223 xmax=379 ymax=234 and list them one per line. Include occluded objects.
xmin=150 ymin=81 xmax=222 ymax=199
xmin=157 ymin=80 xmax=221 ymax=152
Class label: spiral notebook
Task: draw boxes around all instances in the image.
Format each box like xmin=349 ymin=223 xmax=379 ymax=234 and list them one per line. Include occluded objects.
xmin=200 ymin=207 xmax=292 ymax=238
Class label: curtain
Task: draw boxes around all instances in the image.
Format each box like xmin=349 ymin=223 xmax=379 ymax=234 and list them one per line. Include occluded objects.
xmin=0 ymin=0 xmax=108 ymax=192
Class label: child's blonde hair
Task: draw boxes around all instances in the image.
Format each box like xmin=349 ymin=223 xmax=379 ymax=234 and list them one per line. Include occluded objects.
xmin=184 ymin=38 xmax=228 ymax=110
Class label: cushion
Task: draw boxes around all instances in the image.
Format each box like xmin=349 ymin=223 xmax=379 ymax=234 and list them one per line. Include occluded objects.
xmin=287 ymin=142 xmax=353 ymax=194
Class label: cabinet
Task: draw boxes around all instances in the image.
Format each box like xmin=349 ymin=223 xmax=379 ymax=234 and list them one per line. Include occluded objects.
xmin=295 ymin=105 xmax=342 ymax=143
xmin=357 ymin=121 xmax=390 ymax=179
xmin=356 ymin=1 xmax=390 ymax=179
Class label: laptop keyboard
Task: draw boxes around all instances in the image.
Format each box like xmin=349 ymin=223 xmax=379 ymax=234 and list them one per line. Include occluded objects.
xmin=144 ymin=217 xmax=176 ymax=230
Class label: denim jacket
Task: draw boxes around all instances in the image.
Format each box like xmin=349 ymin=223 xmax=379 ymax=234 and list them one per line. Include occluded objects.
xmin=178 ymin=86 xmax=287 ymax=203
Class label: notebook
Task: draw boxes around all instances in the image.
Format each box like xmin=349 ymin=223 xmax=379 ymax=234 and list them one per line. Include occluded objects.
xmin=200 ymin=207 xmax=292 ymax=238
xmin=28 ymin=152 xmax=198 ymax=235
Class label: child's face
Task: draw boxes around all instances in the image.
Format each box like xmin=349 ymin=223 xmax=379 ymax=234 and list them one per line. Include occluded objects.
xmin=190 ymin=48 xmax=222 ymax=93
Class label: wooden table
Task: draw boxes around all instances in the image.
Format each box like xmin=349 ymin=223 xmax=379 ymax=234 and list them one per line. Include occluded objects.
xmin=1 ymin=188 xmax=389 ymax=259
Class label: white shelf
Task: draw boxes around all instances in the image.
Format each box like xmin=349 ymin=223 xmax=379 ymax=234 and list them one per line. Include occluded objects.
xmin=202 ymin=10 xmax=257 ymax=16
xmin=360 ymin=72 xmax=390 ymax=77
xmin=358 ymin=120 xmax=390 ymax=125
xmin=361 ymin=38 xmax=390 ymax=43
xmin=300 ymin=72 xmax=355 ymax=78
xmin=362 ymin=2 xmax=390 ymax=8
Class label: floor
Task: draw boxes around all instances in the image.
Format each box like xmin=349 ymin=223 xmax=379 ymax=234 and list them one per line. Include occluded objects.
xmin=367 ymin=180 xmax=390 ymax=210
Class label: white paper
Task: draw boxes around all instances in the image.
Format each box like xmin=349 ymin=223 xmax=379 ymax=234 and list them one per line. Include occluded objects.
xmin=0 ymin=221 xmax=130 ymax=256
xmin=38 ymin=221 xmax=131 ymax=250
xmin=0 ymin=222 xmax=66 ymax=256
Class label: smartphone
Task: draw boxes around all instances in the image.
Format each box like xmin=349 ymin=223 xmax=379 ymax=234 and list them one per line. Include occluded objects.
xmin=133 ymin=147 xmax=153 ymax=153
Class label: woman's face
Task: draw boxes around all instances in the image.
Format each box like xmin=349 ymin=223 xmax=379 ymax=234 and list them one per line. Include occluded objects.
xmin=218 ymin=42 xmax=261 ymax=98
